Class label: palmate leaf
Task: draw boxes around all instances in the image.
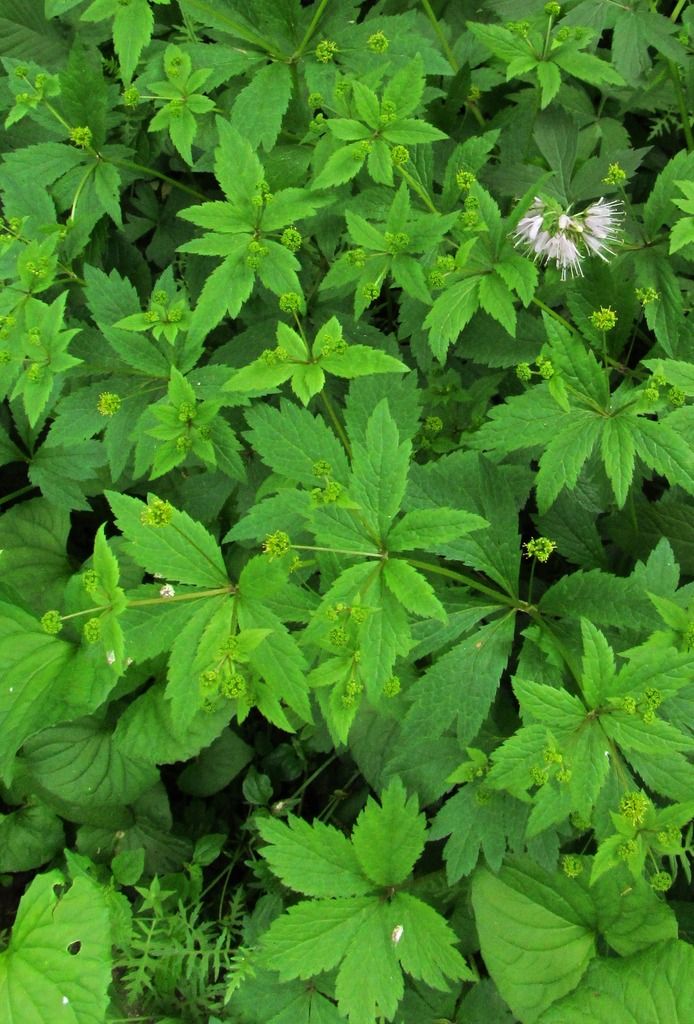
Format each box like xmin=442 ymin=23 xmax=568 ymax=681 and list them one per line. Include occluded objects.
xmin=259 ymin=781 xmax=470 ymax=1023
xmin=0 ymin=871 xmax=111 ymax=1024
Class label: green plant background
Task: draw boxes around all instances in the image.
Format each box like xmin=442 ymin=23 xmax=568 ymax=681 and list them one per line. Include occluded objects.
xmin=0 ymin=0 xmax=693 ymax=1021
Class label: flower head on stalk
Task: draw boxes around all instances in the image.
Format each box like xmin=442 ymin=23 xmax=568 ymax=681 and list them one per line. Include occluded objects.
xmin=513 ymin=195 xmax=623 ymax=279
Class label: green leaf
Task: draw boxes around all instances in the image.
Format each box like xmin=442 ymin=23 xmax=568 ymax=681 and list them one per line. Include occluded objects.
xmin=430 ymin=786 xmax=527 ymax=882
xmin=20 ymin=718 xmax=158 ymax=819
xmin=0 ymin=804 xmax=64 ymax=873
xmin=424 ymin=277 xmax=480 ymax=361
xmin=351 ymin=779 xmax=426 ymax=886
xmin=0 ymin=500 xmax=71 ymax=611
xmin=112 ymin=0 xmax=152 ymax=83
xmin=260 ymin=897 xmax=374 ymax=980
xmin=403 ymin=615 xmax=515 ymax=746
xmin=257 ymin=815 xmax=372 ymax=898
xmin=383 ymin=558 xmax=447 ymax=621
xmin=552 ymin=46 xmax=624 ymax=88
xmin=478 ymin=272 xmax=517 ymax=336
xmin=312 ymin=144 xmax=367 ymax=190
xmin=538 ymin=940 xmax=694 ymax=1024
xmin=231 ymin=61 xmax=291 ymax=151
xmin=387 ymin=507 xmax=487 ymax=553
xmin=319 ymin=345 xmax=408 ymax=379
xmin=350 ymin=399 xmax=410 ymax=539
xmin=601 ymin=414 xmax=636 ymax=507
xmin=472 ymin=858 xmax=597 ymax=1023
xmin=245 ymin=399 xmax=349 ymax=486
xmin=107 ymin=492 xmax=229 ymax=587
xmin=536 ymin=413 xmax=602 ymax=512
xmin=390 ymin=891 xmax=474 ymax=987
xmin=0 ymin=872 xmax=111 ymax=1022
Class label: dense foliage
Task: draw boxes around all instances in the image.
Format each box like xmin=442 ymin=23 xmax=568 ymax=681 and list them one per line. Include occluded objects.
xmin=0 ymin=0 xmax=693 ymax=1021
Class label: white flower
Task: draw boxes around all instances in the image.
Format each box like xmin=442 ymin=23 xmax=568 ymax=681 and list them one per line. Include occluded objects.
xmin=513 ymin=195 xmax=623 ymax=279
xmin=580 ymin=197 xmax=623 ymax=260
xmin=159 ymin=583 xmax=176 ymax=598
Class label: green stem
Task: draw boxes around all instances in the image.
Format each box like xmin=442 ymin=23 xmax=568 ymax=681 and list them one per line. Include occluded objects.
xmin=293 ymin=543 xmax=382 ymax=559
xmin=541 ymin=13 xmax=555 ymax=60
xmin=531 ymin=296 xmax=579 ymax=336
xmin=405 ymin=557 xmax=517 ymax=606
xmin=0 ymin=483 xmax=37 ymax=506
xmin=112 ymin=158 xmax=207 ymax=200
xmin=128 ymin=587 xmax=233 ymax=607
xmin=420 ymin=0 xmax=459 ymax=71
xmin=666 ymin=59 xmax=694 ymax=153
xmin=395 ymin=164 xmax=439 ymax=214
xmin=527 ymin=557 xmax=537 ymax=605
xmin=670 ymin=0 xmax=689 ymax=22
xmin=293 ymin=0 xmax=331 ymax=60
xmin=320 ymin=390 xmax=352 ymax=457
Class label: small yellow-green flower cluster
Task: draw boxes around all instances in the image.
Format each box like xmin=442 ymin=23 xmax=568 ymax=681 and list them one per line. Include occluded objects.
xmin=523 ymin=537 xmax=556 ymax=562
xmin=279 ymin=292 xmax=302 ymax=314
xmin=619 ymin=791 xmax=650 ymax=826
xmin=390 ymin=145 xmax=409 ymax=167
xmin=561 ymin=854 xmax=583 ymax=878
xmin=41 ymin=609 xmax=63 ymax=635
xmin=315 ymin=39 xmax=338 ymax=63
xmin=140 ymin=497 xmax=174 ymax=527
xmin=367 ymin=31 xmax=389 ymax=53
xmin=589 ymin=306 xmax=617 ymax=331
xmin=69 ymin=125 xmax=93 ymax=149
xmin=263 ymin=530 xmax=292 ymax=560
xmin=602 ymin=162 xmax=627 ymax=186
xmin=281 ymin=226 xmax=302 ymax=253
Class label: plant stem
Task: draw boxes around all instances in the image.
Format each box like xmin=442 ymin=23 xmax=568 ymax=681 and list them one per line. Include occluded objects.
xmin=128 ymin=587 xmax=233 ymax=607
xmin=320 ymin=390 xmax=352 ymax=456
xmin=666 ymin=59 xmax=694 ymax=153
xmin=293 ymin=544 xmax=382 ymax=559
xmin=420 ymin=0 xmax=458 ymax=71
xmin=395 ymin=164 xmax=439 ymax=214
xmin=112 ymin=158 xmax=207 ymax=200
xmin=293 ymin=0 xmax=331 ymax=60
xmin=0 ymin=483 xmax=36 ymax=506
xmin=405 ymin=557 xmax=517 ymax=605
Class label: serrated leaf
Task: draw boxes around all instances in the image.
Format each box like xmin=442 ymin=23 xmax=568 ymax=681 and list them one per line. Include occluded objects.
xmin=231 ymin=61 xmax=291 ymax=151
xmin=387 ymin=507 xmax=487 ymax=553
xmin=351 ymin=779 xmax=426 ymax=886
xmin=383 ymin=558 xmax=447 ymax=621
xmin=350 ymin=399 xmax=410 ymax=539
xmin=257 ymin=815 xmax=372 ymax=898
xmin=107 ymin=492 xmax=229 ymax=587
xmin=424 ymin=277 xmax=480 ymax=361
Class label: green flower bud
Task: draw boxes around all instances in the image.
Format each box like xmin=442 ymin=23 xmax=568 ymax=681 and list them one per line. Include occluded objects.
xmin=456 ymin=169 xmax=476 ymax=191
xmin=535 ymin=355 xmax=555 ymax=379
xmin=635 ymin=287 xmax=659 ymax=305
xmin=41 ymin=610 xmax=63 ymax=635
xmin=383 ymin=675 xmax=401 ymax=697
xmin=263 ymin=530 xmax=291 ymax=559
xmin=423 ymin=415 xmax=443 ymax=435
xmin=516 ymin=362 xmax=532 ymax=383
xmin=140 ymin=497 xmax=174 ymax=527
xmin=544 ymin=2 xmax=561 ymax=16
xmin=83 ymin=617 xmax=101 ymax=643
xmin=307 ymin=92 xmax=323 ymax=109
xmin=668 ymin=386 xmax=685 ymax=407
xmin=384 ymin=231 xmax=409 ymax=253
xmin=619 ymin=791 xmax=649 ymax=826
xmin=69 ymin=125 xmax=93 ymax=149
xmin=367 ymin=31 xmax=389 ymax=53
xmin=561 ymin=854 xmax=583 ymax=878
xmin=82 ymin=569 xmax=99 ymax=594
xmin=589 ymin=306 xmax=617 ymax=331
xmin=650 ymin=871 xmax=672 ymax=892
xmin=602 ymin=162 xmax=627 ymax=186
xmin=361 ymin=282 xmax=381 ymax=304
xmin=315 ymin=39 xmax=338 ymax=63
xmin=390 ymin=145 xmax=409 ymax=167
xmin=279 ymin=292 xmax=302 ymax=314
xmin=219 ymin=670 xmax=246 ymax=699
xmin=280 ymin=226 xmax=302 ymax=252
xmin=312 ymin=459 xmax=333 ymax=477
xmin=328 ymin=626 xmax=349 ymax=647
xmin=524 ymin=537 xmax=556 ymax=563
xmin=123 ymin=86 xmax=140 ymax=107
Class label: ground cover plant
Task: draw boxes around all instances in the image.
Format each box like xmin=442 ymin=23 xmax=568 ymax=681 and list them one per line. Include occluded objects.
xmin=0 ymin=0 xmax=693 ymax=1020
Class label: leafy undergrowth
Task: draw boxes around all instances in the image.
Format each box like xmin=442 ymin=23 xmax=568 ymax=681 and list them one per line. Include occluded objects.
xmin=0 ymin=1 xmax=693 ymax=1022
